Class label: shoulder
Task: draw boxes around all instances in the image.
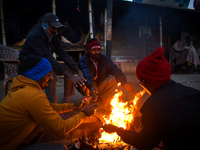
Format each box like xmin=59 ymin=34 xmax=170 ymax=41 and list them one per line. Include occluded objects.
xmin=101 ymin=54 xmax=110 ymax=59
xmin=79 ymin=54 xmax=90 ymax=62
xmin=27 ymin=27 xmax=45 ymax=39
xmin=25 ymin=87 xmax=49 ymax=106
xmin=101 ymin=54 xmax=113 ymax=62
xmin=100 ymin=54 xmax=115 ymax=66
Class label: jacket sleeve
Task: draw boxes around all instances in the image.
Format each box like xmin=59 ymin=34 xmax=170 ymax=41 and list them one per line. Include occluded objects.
xmin=25 ymin=34 xmax=68 ymax=74
xmin=50 ymin=103 xmax=74 ymax=114
xmin=78 ymin=55 xmax=95 ymax=89
xmin=117 ymin=102 xmax=163 ymax=150
xmin=53 ymin=36 xmax=79 ymax=71
xmin=104 ymin=56 xmax=127 ymax=85
xmin=27 ymin=93 xmax=86 ymax=136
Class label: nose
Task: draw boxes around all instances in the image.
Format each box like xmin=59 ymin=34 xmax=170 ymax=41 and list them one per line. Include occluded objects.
xmin=95 ymin=49 xmax=101 ymax=54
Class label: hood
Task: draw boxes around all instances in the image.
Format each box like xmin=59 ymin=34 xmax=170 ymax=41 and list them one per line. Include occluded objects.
xmin=10 ymin=75 xmax=42 ymax=92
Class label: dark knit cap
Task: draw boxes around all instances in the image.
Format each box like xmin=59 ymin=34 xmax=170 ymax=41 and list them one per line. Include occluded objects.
xmin=136 ymin=47 xmax=171 ymax=89
xmin=87 ymin=38 xmax=101 ymax=50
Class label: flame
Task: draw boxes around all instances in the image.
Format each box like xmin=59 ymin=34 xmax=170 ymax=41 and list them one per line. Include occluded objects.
xmin=99 ymin=83 xmax=145 ymax=144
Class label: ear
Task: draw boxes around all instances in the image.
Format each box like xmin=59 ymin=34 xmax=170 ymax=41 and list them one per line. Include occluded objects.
xmin=42 ymin=22 xmax=49 ymax=30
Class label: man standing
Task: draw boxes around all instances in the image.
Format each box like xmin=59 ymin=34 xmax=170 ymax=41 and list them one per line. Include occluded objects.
xmin=19 ymin=12 xmax=84 ymax=103
xmin=0 ymin=55 xmax=99 ymax=150
xmin=103 ymin=47 xmax=200 ymax=150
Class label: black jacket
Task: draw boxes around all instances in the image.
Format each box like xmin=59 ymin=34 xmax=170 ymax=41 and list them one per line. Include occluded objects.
xmin=78 ymin=54 xmax=127 ymax=89
xmin=118 ymin=80 xmax=200 ymax=150
xmin=19 ymin=27 xmax=78 ymax=74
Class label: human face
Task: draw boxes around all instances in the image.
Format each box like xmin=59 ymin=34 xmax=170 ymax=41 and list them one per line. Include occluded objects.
xmin=89 ymin=46 xmax=101 ymax=61
xmin=48 ymin=24 xmax=59 ymax=36
xmin=37 ymin=71 xmax=53 ymax=89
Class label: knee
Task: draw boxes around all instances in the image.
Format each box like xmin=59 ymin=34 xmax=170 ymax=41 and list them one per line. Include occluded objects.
xmin=107 ymin=76 xmax=117 ymax=85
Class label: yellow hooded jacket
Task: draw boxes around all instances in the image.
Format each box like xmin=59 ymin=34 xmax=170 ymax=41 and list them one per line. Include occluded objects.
xmin=0 ymin=75 xmax=86 ymax=150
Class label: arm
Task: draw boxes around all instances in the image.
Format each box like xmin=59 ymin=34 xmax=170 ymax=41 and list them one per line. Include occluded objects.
xmin=53 ymin=36 xmax=79 ymax=71
xmin=117 ymin=113 xmax=162 ymax=150
xmin=103 ymin=105 xmax=162 ymax=150
xmin=27 ymin=94 xmax=86 ymax=136
xmin=78 ymin=55 xmax=95 ymax=89
xmin=50 ymin=103 xmax=74 ymax=114
xmin=104 ymin=56 xmax=127 ymax=85
xmin=103 ymin=56 xmax=135 ymax=95
xmin=26 ymin=34 xmax=68 ymax=74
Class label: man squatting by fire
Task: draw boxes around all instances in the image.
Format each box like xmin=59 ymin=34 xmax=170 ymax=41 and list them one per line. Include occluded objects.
xmin=0 ymin=55 xmax=99 ymax=150
xmin=103 ymin=47 xmax=200 ymax=150
xmin=77 ymin=38 xmax=136 ymax=119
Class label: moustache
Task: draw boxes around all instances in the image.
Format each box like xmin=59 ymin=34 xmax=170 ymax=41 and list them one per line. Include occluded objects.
xmin=92 ymin=54 xmax=100 ymax=58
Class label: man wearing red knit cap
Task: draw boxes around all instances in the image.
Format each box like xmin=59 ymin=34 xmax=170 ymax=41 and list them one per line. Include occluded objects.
xmin=103 ymin=47 xmax=200 ymax=150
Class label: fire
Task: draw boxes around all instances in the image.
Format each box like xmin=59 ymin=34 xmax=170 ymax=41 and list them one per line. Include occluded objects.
xmin=99 ymin=83 xmax=145 ymax=144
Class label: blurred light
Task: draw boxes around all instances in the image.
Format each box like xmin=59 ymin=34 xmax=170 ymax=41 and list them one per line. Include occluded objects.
xmin=123 ymin=0 xmax=133 ymax=2
xmin=188 ymin=0 xmax=195 ymax=9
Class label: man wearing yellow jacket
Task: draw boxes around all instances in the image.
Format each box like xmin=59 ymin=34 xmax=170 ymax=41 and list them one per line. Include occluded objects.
xmin=0 ymin=56 xmax=98 ymax=150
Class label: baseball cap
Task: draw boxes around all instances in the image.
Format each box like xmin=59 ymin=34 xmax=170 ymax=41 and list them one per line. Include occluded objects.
xmin=42 ymin=12 xmax=64 ymax=28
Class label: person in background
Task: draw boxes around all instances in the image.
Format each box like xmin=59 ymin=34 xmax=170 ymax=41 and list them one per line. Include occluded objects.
xmin=59 ymin=21 xmax=83 ymax=48
xmin=19 ymin=12 xmax=84 ymax=103
xmin=103 ymin=47 xmax=200 ymax=150
xmin=0 ymin=55 xmax=99 ymax=150
xmin=77 ymin=38 xmax=135 ymax=120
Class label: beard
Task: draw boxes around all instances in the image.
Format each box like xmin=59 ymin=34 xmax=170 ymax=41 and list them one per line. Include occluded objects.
xmin=91 ymin=54 xmax=101 ymax=61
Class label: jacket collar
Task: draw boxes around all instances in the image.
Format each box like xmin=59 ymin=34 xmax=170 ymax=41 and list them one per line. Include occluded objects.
xmin=10 ymin=75 xmax=42 ymax=92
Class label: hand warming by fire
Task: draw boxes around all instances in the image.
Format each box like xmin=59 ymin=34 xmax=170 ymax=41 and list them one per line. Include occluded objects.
xmin=99 ymin=83 xmax=145 ymax=144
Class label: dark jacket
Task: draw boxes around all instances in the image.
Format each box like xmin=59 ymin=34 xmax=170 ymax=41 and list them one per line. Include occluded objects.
xmin=118 ymin=80 xmax=200 ymax=150
xmin=78 ymin=54 xmax=127 ymax=89
xmin=19 ymin=27 xmax=78 ymax=74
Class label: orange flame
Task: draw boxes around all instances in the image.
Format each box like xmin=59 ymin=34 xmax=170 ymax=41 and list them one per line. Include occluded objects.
xmin=99 ymin=83 xmax=145 ymax=144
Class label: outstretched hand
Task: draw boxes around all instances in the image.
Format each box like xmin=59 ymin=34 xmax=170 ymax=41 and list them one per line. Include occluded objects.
xmin=64 ymin=70 xmax=86 ymax=87
xmin=74 ymin=96 xmax=92 ymax=108
xmin=102 ymin=124 xmax=120 ymax=133
xmin=90 ymin=86 xmax=98 ymax=100
xmin=83 ymin=103 xmax=99 ymax=117
xmin=70 ymin=75 xmax=86 ymax=87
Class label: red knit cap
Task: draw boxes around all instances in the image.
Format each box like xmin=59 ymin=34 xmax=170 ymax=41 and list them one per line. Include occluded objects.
xmin=136 ymin=47 xmax=171 ymax=89
xmin=87 ymin=40 xmax=101 ymax=50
